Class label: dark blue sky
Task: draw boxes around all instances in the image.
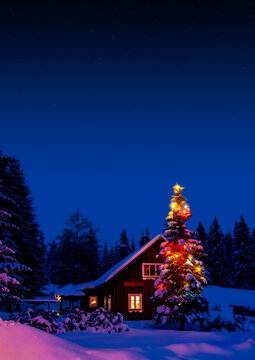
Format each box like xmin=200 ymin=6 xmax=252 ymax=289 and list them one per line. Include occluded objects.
xmin=1 ymin=1 xmax=255 ymax=245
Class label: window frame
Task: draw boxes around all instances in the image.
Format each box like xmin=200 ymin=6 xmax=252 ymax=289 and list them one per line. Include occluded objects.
xmin=128 ymin=293 xmax=143 ymax=313
xmin=142 ymin=263 xmax=164 ymax=279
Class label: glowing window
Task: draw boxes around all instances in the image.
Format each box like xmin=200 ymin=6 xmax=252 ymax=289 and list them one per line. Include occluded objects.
xmin=89 ymin=296 xmax=98 ymax=308
xmin=108 ymin=295 xmax=112 ymax=311
xmin=128 ymin=294 xmax=142 ymax=312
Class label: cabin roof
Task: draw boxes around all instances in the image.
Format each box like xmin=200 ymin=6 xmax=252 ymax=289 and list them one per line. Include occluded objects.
xmin=57 ymin=234 xmax=164 ymax=296
xmin=56 ymin=283 xmax=85 ymax=297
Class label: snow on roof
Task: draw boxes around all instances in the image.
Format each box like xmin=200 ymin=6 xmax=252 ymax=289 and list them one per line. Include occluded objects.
xmin=79 ymin=234 xmax=164 ymax=291
xmin=58 ymin=234 xmax=164 ymax=296
xmin=56 ymin=283 xmax=85 ymax=297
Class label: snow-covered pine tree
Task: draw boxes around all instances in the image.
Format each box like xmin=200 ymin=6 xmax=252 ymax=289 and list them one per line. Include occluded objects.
xmin=0 ymin=153 xmax=47 ymax=297
xmin=152 ymin=184 xmax=207 ymax=330
xmin=0 ymin=181 xmax=28 ymax=304
xmin=233 ymin=216 xmax=255 ymax=289
xmin=206 ymin=217 xmax=226 ymax=286
xmin=139 ymin=228 xmax=150 ymax=247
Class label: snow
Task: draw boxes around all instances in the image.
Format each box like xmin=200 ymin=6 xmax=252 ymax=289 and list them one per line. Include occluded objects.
xmin=1 ymin=286 xmax=255 ymax=359
xmin=1 ymin=318 xmax=255 ymax=360
xmin=58 ymin=235 xmax=164 ymax=296
xmin=204 ymin=286 xmax=255 ymax=320
xmin=0 ymin=319 xmax=106 ymax=360
xmin=204 ymin=286 xmax=255 ymax=308
xmin=22 ymin=299 xmax=61 ymax=303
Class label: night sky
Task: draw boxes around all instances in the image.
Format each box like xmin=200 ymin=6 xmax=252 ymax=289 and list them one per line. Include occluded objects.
xmin=1 ymin=1 xmax=255 ymax=246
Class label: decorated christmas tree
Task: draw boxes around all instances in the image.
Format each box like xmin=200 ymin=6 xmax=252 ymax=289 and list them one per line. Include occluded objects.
xmin=152 ymin=184 xmax=208 ymax=330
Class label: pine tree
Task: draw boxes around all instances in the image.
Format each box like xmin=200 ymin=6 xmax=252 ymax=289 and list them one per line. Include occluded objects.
xmin=56 ymin=229 xmax=75 ymax=285
xmin=206 ymin=217 xmax=226 ymax=286
xmin=47 ymin=240 xmax=61 ymax=285
xmin=119 ymin=229 xmax=130 ymax=260
xmin=108 ymin=244 xmax=115 ymax=269
xmin=38 ymin=231 xmax=48 ymax=283
xmin=85 ymin=227 xmax=101 ymax=281
xmin=224 ymin=232 xmax=234 ymax=287
xmin=139 ymin=228 xmax=150 ymax=247
xmin=0 ymin=152 xmax=47 ymax=297
xmin=252 ymin=229 xmax=255 ymax=288
xmin=101 ymin=241 xmax=110 ymax=273
xmin=50 ymin=210 xmax=100 ymax=285
xmin=196 ymin=222 xmax=207 ymax=250
xmin=131 ymin=238 xmax=136 ymax=252
xmin=0 ymin=181 xmax=29 ymax=303
xmin=109 ymin=242 xmax=120 ymax=268
xmin=233 ymin=216 xmax=255 ymax=289
xmin=152 ymin=184 xmax=207 ymax=330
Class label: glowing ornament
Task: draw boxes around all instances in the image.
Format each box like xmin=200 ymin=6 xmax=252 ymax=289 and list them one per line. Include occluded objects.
xmin=171 ymin=202 xmax=177 ymax=210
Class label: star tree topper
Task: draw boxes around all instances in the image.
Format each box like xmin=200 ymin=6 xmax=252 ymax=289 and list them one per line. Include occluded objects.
xmin=166 ymin=183 xmax=192 ymax=222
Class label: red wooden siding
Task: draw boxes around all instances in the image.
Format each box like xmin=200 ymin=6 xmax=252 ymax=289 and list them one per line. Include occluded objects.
xmin=108 ymin=237 xmax=164 ymax=320
xmin=61 ymin=236 xmax=164 ymax=320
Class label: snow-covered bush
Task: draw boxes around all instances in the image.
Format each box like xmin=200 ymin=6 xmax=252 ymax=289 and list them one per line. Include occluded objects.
xmin=61 ymin=307 xmax=90 ymax=332
xmin=11 ymin=307 xmax=129 ymax=334
xmin=12 ymin=308 xmax=65 ymax=333
xmin=87 ymin=307 xmax=128 ymax=333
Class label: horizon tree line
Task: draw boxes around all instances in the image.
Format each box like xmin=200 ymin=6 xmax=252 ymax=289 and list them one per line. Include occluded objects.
xmin=46 ymin=209 xmax=151 ymax=286
xmin=47 ymin=211 xmax=255 ymax=291
xmin=197 ymin=216 xmax=255 ymax=289
xmin=1 ymin=150 xmax=254 ymax=305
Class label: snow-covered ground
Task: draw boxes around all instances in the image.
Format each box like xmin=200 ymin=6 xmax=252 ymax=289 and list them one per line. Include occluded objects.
xmin=61 ymin=322 xmax=255 ymax=360
xmin=1 ymin=286 xmax=255 ymax=360
xmin=0 ymin=319 xmax=96 ymax=360
xmin=0 ymin=318 xmax=255 ymax=360
xmin=204 ymin=285 xmax=255 ymax=320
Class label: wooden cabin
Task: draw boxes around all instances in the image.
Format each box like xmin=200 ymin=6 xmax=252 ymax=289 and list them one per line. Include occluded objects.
xmin=57 ymin=234 xmax=165 ymax=320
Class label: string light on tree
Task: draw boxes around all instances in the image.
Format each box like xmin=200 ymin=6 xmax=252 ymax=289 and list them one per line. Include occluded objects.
xmin=152 ymin=184 xmax=208 ymax=330
xmin=166 ymin=183 xmax=191 ymax=223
